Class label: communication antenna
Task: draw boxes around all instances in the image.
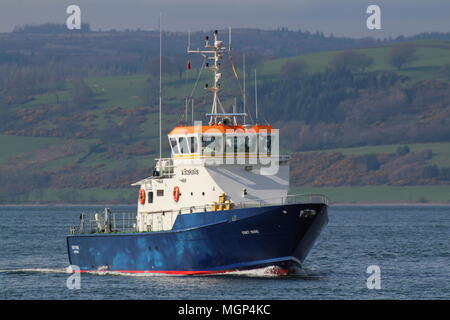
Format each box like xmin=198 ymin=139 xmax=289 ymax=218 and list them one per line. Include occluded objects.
xmin=185 ymin=97 xmax=188 ymax=123
xmin=243 ymin=54 xmax=246 ymax=125
xmin=255 ymin=69 xmax=258 ymax=125
xmin=187 ymin=30 xmax=191 ymax=51
xmin=233 ymin=97 xmax=237 ymax=125
xmin=191 ymin=98 xmax=194 ymax=125
xmin=158 ymin=13 xmax=163 ymax=160
xmin=188 ymin=28 xmax=246 ymax=125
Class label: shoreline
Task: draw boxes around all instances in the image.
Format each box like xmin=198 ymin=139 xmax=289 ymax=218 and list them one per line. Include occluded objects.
xmin=1 ymin=202 xmax=450 ymax=207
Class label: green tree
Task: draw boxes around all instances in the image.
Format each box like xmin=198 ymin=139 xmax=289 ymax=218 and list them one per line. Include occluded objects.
xmin=330 ymin=51 xmax=373 ymax=73
xmin=396 ymin=145 xmax=410 ymax=156
xmin=98 ymin=120 xmax=122 ymax=143
xmin=388 ymin=45 xmax=417 ymax=70
xmin=145 ymin=56 xmax=177 ymax=77
xmin=439 ymin=65 xmax=450 ymax=80
xmin=144 ymin=76 xmax=159 ymax=106
xmin=278 ymin=60 xmax=307 ymax=81
xmin=242 ymin=53 xmax=263 ymax=79
xmin=71 ymin=78 xmax=95 ymax=108
xmin=364 ymin=153 xmax=380 ymax=171
xmin=0 ymin=102 xmax=17 ymax=130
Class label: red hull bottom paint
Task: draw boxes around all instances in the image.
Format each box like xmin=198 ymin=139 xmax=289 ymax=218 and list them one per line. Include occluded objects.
xmin=76 ymin=269 xmax=232 ymax=275
xmin=75 ymin=267 xmax=289 ymax=276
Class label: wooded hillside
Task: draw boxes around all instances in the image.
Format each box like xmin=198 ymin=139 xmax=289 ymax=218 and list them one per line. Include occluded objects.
xmin=1 ymin=26 xmax=450 ymax=203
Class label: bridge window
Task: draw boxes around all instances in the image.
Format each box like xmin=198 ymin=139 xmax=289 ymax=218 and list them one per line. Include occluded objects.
xmin=245 ymin=134 xmax=257 ymax=153
xmin=224 ymin=135 xmax=247 ymax=155
xmin=259 ymin=134 xmax=272 ymax=154
xmin=178 ymin=137 xmax=189 ymax=154
xmin=236 ymin=135 xmax=245 ymax=153
xmin=225 ymin=135 xmax=236 ymax=153
xmin=169 ymin=138 xmax=179 ymax=155
xmin=202 ymin=135 xmax=215 ymax=152
xmin=202 ymin=135 xmax=222 ymax=156
xmin=189 ymin=136 xmax=198 ymax=154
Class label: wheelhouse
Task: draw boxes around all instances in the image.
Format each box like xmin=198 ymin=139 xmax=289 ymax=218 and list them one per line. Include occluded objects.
xmin=167 ymin=124 xmax=275 ymax=163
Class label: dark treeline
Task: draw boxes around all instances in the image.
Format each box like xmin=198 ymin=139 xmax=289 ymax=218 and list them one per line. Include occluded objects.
xmin=0 ymin=24 xmax=448 ymax=105
xmin=256 ymin=68 xmax=404 ymax=124
xmin=1 ymin=24 xmax=448 ymax=78
xmin=248 ymin=49 xmax=450 ymax=151
xmin=290 ymin=149 xmax=450 ymax=187
xmin=1 ymin=25 xmax=450 ymax=201
xmin=13 ymin=23 xmax=92 ymax=33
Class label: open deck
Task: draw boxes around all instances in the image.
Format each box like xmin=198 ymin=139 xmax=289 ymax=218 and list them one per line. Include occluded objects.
xmin=68 ymin=194 xmax=328 ymax=235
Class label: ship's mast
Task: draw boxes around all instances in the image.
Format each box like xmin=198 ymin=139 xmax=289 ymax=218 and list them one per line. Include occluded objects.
xmin=243 ymin=53 xmax=246 ymax=125
xmin=188 ymin=29 xmax=245 ymax=125
xmin=158 ymin=13 xmax=163 ymax=160
xmin=210 ymin=30 xmax=223 ymax=124
xmin=255 ymin=69 xmax=258 ymax=125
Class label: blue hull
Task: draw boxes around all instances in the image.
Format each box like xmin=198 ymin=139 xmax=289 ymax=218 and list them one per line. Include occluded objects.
xmin=66 ymin=203 xmax=328 ymax=274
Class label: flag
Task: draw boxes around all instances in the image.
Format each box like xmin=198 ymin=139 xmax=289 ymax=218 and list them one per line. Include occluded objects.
xmin=231 ymin=63 xmax=239 ymax=79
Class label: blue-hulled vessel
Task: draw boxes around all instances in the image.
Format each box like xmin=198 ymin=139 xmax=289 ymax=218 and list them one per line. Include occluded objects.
xmin=67 ymin=29 xmax=328 ymax=275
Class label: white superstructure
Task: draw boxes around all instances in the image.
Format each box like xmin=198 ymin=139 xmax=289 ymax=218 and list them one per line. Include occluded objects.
xmin=133 ymin=30 xmax=290 ymax=233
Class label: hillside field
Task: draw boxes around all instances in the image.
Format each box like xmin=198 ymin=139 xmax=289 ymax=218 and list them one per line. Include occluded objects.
xmin=1 ymin=39 xmax=450 ymax=203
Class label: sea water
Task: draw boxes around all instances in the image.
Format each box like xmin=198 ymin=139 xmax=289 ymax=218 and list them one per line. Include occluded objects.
xmin=0 ymin=205 xmax=448 ymax=300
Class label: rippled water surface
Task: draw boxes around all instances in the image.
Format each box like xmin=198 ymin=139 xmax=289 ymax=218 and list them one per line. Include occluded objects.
xmin=0 ymin=205 xmax=448 ymax=299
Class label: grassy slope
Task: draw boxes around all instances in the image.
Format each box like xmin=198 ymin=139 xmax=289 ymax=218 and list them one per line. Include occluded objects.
xmin=291 ymin=142 xmax=450 ymax=203
xmin=2 ymin=39 xmax=450 ymax=203
xmin=259 ymin=40 xmax=450 ymax=83
xmin=0 ymin=135 xmax=63 ymax=165
xmin=24 ymin=188 xmax=136 ymax=204
xmin=302 ymin=142 xmax=450 ymax=168
xmin=290 ymin=185 xmax=450 ymax=203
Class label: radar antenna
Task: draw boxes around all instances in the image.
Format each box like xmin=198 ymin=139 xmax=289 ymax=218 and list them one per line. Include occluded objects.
xmin=188 ymin=29 xmax=246 ymax=125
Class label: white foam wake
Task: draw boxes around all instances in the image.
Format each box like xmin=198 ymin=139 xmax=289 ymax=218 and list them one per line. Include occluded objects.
xmin=0 ymin=268 xmax=68 ymax=274
xmin=0 ymin=265 xmax=320 ymax=278
xmin=215 ymin=266 xmax=289 ymax=277
xmin=0 ymin=265 xmax=322 ymax=279
xmin=215 ymin=265 xmax=325 ymax=279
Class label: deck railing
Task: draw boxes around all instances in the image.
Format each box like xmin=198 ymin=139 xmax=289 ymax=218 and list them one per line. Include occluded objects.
xmin=235 ymin=193 xmax=329 ymax=208
xmin=68 ymin=209 xmax=137 ymax=235
xmin=155 ymin=158 xmax=175 ymax=178
xmin=68 ymin=194 xmax=328 ymax=234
